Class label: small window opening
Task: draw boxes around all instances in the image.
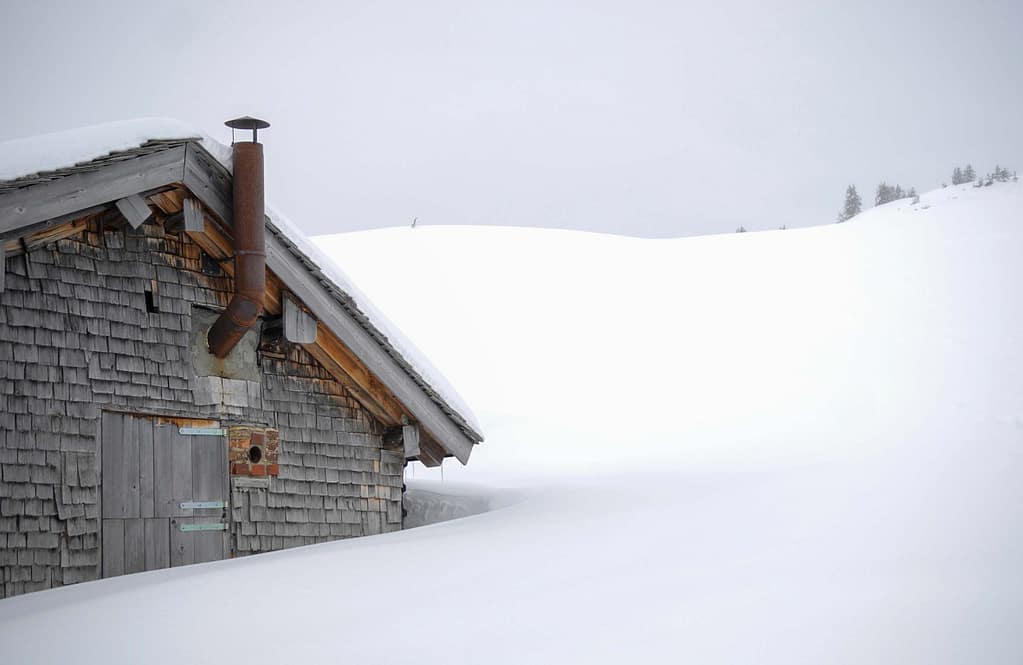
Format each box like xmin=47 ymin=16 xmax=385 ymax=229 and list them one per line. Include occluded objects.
xmin=144 ymin=289 xmax=159 ymax=313
xmin=248 ymin=445 xmax=263 ymax=464
xmin=200 ymin=250 xmax=222 ymax=276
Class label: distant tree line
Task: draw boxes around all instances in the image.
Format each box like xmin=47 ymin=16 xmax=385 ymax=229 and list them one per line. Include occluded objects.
xmin=837 ymin=162 xmax=1016 ymax=224
xmin=948 ymin=164 xmax=1016 ymax=187
xmin=874 ymin=183 xmax=916 ymax=206
xmin=987 ymin=165 xmax=1016 ymax=183
xmin=951 ymin=165 xmax=976 ymax=185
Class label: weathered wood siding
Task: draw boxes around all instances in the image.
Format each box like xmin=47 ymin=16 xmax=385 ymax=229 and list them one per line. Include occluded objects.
xmin=0 ymin=220 xmax=402 ymax=599
xmin=234 ymin=349 xmax=405 ymax=554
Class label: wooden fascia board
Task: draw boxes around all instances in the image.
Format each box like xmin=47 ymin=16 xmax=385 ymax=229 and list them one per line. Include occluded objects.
xmin=0 ymin=145 xmax=186 ymax=236
xmin=183 ymin=143 xmax=232 ymax=226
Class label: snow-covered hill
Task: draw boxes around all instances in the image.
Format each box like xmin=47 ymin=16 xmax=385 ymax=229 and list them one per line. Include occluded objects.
xmin=1 ymin=181 xmax=1021 ymax=664
xmin=323 ymin=181 xmax=1023 ymax=480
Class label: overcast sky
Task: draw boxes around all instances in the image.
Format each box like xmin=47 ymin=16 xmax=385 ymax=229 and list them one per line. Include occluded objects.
xmin=1 ymin=1 xmax=1020 ymax=237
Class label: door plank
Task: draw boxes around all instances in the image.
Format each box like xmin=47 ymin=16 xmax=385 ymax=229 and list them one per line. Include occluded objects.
xmin=192 ymin=434 xmax=222 ymax=505
xmin=153 ymin=424 xmax=174 ymax=518
xmin=124 ymin=518 xmax=145 ymax=574
xmin=138 ymin=417 xmax=155 ymax=519
xmin=122 ymin=415 xmax=141 ymax=518
xmin=102 ymin=519 xmax=125 ymax=578
xmin=171 ymin=429 xmax=194 ymax=515
xmin=193 ymin=523 xmax=225 ymax=563
xmin=102 ymin=412 xmax=141 ymax=519
xmin=169 ymin=518 xmax=195 ymax=567
xmin=189 ymin=432 xmax=229 ymax=563
xmin=144 ymin=518 xmax=170 ymax=571
xmin=155 ymin=425 xmax=230 ymax=568
xmin=154 ymin=424 xmax=192 ymax=518
xmin=101 ymin=413 xmax=125 ymax=518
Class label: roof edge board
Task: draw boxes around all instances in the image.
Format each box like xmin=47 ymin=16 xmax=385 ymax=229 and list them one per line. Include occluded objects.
xmin=0 ymin=144 xmax=187 ymax=236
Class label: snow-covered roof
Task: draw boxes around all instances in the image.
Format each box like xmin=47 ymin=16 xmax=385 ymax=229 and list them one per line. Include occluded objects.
xmin=0 ymin=119 xmax=482 ymax=446
xmin=0 ymin=119 xmax=209 ymax=182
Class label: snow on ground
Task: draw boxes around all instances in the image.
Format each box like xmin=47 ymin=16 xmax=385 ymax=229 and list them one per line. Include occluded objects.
xmin=1 ymin=181 xmax=1022 ymax=663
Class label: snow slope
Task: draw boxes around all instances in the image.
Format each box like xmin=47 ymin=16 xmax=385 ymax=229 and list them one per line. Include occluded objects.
xmin=323 ymin=181 xmax=1023 ymax=481
xmin=1 ymin=181 xmax=1021 ymax=663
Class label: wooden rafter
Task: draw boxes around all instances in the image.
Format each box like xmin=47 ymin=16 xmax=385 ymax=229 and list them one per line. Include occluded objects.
xmin=2 ymin=217 xmax=92 ymax=256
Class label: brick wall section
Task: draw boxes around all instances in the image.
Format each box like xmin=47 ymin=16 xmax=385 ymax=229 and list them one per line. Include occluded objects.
xmin=0 ymin=220 xmax=402 ymax=599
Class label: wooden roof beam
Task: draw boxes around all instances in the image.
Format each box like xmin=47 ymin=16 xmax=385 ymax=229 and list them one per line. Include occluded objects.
xmin=2 ymin=216 xmax=93 ymax=256
xmin=416 ymin=436 xmax=446 ymax=468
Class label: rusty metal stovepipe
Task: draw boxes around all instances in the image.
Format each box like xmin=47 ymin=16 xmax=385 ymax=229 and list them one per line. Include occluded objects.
xmin=207 ymin=132 xmax=267 ymax=358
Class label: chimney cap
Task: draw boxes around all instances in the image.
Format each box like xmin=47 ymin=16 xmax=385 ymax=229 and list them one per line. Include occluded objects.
xmin=225 ymin=116 xmax=270 ymax=130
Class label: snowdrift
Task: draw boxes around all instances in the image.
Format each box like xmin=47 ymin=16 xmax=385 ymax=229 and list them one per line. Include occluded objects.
xmin=0 ymin=181 xmax=1021 ymax=664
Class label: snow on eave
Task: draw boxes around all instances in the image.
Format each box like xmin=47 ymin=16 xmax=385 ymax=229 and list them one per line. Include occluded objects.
xmin=261 ymin=210 xmax=484 ymax=442
xmin=0 ymin=118 xmax=201 ymax=182
xmin=0 ymin=119 xmax=483 ymax=444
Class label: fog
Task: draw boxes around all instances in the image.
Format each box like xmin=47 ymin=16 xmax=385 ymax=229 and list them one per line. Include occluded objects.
xmin=1 ymin=0 xmax=1020 ymax=236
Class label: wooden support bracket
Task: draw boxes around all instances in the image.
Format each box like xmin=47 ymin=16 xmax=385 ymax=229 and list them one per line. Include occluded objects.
xmin=115 ymin=194 xmax=153 ymax=229
xmin=402 ymin=419 xmax=421 ymax=459
xmin=283 ymin=292 xmax=317 ymax=344
xmin=417 ymin=437 xmax=446 ymax=467
xmin=183 ymin=198 xmax=204 ymax=233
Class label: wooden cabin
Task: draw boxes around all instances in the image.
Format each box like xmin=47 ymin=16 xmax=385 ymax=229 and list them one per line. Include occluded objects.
xmin=0 ymin=121 xmax=483 ymax=599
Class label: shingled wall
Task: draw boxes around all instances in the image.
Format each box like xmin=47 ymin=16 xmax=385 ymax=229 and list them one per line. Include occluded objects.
xmin=235 ymin=347 xmax=404 ymax=554
xmin=0 ymin=218 xmax=402 ymax=599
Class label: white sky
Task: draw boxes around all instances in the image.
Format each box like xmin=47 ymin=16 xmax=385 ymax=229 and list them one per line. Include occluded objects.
xmin=1 ymin=0 xmax=1020 ymax=237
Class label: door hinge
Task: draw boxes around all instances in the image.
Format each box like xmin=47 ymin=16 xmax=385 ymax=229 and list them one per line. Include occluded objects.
xmin=179 ymin=522 xmax=227 ymax=532
xmin=179 ymin=501 xmax=227 ymax=510
xmin=179 ymin=426 xmax=227 ymax=436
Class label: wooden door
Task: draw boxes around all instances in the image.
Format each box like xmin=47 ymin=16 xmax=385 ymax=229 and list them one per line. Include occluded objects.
xmin=101 ymin=413 xmax=230 ymax=578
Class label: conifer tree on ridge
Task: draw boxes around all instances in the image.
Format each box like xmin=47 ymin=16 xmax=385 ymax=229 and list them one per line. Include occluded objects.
xmin=837 ymin=185 xmax=862 ymax=223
